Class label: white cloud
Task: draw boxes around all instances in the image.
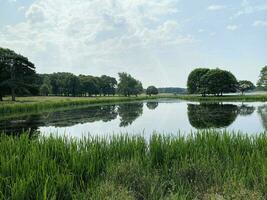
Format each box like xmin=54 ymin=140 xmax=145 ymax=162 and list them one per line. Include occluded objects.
xmin=234 ymin=0 xmax=267 ymax=17
xmin=227 ymin=25 xmax=238 ymax=31
xmin=207 ymin=5 xmax=226 ymax=11
xmin=253 ymin=20 xmax=267 ymax=27
xmin=0 ymin=0 xmax=194 ymax=76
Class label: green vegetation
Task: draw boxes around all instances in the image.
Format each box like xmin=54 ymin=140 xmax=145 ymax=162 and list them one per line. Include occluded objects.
xmin=146 ymin=86 xmax=159 ymax=96
xmin=117 ymin=72 xmax=143 ymax=96
xmin=238 ymin=80 xmax=255 ymax=95
xmin=187 ymin=68 xmax=238 ymax=96
xmin=0 ymin=47 xmax=36 ymax=101
xmin=1 ymin=131 xmax=267 ymax=199
xmin=257 ymin=66 xmax=267 ymax=90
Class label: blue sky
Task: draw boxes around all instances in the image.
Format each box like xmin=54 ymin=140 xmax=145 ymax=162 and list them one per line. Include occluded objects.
xmin=0 ymin=0 xmax=266 ymax=87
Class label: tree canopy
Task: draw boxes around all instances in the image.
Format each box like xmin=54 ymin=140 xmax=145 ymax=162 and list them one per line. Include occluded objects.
xmin=117 ymin=73 xmax=143 ymax=96
xmin=187 ymin=68 xmax=238 ymax=96
xmin=257 ymin=66 xmax=267 ymax=90
xmin=238 ymin=80 xmax=255 ymax=95
xmin=0 ymin=47 xmax=36 ymax=101
xmin=146 ymin=86 xmax=158 ymax=96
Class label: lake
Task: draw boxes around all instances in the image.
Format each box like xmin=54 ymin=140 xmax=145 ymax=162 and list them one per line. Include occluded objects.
xmin=1 ymin=99 xmax=267 ymax=138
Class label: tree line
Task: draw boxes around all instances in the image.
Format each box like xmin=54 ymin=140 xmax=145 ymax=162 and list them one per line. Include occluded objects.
xmin=1 ymin=47 xmax=267 ymax=100
xmin=0 ymin=47 xmax=160 ymax=101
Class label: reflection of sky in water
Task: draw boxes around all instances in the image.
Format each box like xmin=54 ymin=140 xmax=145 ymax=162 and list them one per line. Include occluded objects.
xmin=38 ymin=101 xmax=267 ymax=139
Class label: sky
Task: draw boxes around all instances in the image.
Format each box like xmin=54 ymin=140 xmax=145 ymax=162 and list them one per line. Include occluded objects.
xmin=0 ymin=0 xmax=266 ymax=87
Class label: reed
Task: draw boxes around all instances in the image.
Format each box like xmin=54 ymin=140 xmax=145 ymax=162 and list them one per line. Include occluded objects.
xmin=0 ymin=130 xmax=267 ymax=199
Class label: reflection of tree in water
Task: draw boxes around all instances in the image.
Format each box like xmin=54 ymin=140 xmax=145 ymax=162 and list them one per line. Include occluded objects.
xmin=237 ymin=104 xmax=255 ymax=116
xmin=117 ymin=103 xmax=143 ymax=127
xmin=0 ymin=114 xmax=40 ymax=137
xmin=146 ymin=102 xmax=159 ymax=110
xmin=0 ymin=105 xmax=118 ymax=135
xmin=258 ymin=105 xmax=267 ymax=129
xmin=188 ymin=103 xmax=239 ymax=129
xmin=42 ymin=105 xmax=118 ymax=127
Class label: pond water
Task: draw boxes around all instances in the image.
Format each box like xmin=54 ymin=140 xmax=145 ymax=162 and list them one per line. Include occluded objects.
xmin=1 ymin=99 xmax=267 ymax=138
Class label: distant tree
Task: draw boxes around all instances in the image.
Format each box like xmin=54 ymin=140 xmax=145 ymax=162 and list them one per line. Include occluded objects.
xmin=201 ymin=69 xmax=238 ymax=96
xmin=257 ymin=66 xmax=267 ymax=90
xmin=0 ymin=47 xmax=36 ymax=101
xmin=65 ymin=74 xmax=80 ymax=96
xmin=187 ymin=68 xmax=210 ymax=95
xmin=100 ymin=75 xmax=117 ymax=96
xmin=40 ymin=84 xmax=50 ymax=96
xmin=117 ymin=73 xmax=143 ymax=96
xmin=238 ymin=80 xmax=255 ymax=95
xmin=146 ymin=86 xmax=158 ymax=96
xmin=79 ymin=75 xmax=98 ymax=96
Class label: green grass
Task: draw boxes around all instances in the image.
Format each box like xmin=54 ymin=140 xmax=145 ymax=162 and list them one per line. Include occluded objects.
xmin=1 ymin=130 xmax=267 ymax=199
xmin=2 ymin=93 xmax=267 ymax=116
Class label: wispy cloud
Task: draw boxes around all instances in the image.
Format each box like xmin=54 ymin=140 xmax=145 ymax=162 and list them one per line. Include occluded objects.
xmin=207 ymin=5 xmax=226 ymax=11
xmin=227 ymin=25 xmax=238 ymax=31
xmin=253 ymin=20 xmax=267 ymax=27
xmin=234 ymin=0 xmax=267 ymax=18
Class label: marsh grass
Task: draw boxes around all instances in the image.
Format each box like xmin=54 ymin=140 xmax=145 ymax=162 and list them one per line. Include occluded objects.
xmin=1 ymin=130 xmax=267 ymax=199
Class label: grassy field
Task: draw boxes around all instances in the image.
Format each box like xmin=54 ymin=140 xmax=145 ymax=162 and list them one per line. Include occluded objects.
xmin=1 ymin=93 xmax=267 ymax=116
xmin=1 ymin=130 xmax=267 ymax=199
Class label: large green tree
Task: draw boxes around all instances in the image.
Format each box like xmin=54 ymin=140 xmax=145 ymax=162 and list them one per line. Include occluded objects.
xmin=0 ymin=47 xmax=36 ymax=101
xmin=187 ymin=68 xmax=210 ymax=95
xmin=201 ymin=68 xmax=238 ymax=96
xmin=100 ymin=75 xmax=117 ymax=96
xmin=117 ymin=73 xmax=143 ymax=96
xmin=257 ymin=66 xmax=267 ymax=90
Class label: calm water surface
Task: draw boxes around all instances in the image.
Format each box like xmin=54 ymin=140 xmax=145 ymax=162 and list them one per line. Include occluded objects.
xmin=1 ymin=99 xmax=267 ymax=138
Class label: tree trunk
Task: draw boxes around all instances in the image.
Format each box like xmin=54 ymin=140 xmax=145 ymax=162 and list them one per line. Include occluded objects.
xmin=0 ymin=95 xmax=2 ymax=101
xmin=11 ymin=88 xmax=16 ymax=101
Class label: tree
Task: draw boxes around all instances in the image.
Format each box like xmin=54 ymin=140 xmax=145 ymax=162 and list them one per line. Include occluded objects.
xmin=0 ymin=47 xmax=36 ymax=101
xmin=146 ymin=86 xmax=158 ymax=96
xmin=79 ymin=75 xmax=99 ymax=96
xmin=65 ymin=74 xmax=80 ymax=96
xmin=117 ymin=73 xmax=143 ymax=96
xmin=40 ymin=84 xmax=50 ymax=96
xmin=238 ymin=80 xmax=255 ymax=95
xmin=201 ymin=69 xmax=238 ymax=96
xmin=100 ymin=75 xmax=117 ymax=96
xmin=257 ymin=66 xmax=267 ymax=90
xmin=187 ymin=68 xmax=210 ymax=95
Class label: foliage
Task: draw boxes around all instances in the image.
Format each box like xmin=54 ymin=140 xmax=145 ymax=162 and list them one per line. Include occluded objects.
xmin=1 ymin=131 xmax=267 ymax=199
xmin=201 ymin=68 xmax=238 ymax=96
xmin=257 ymin=66 xmax=267 ymax=90
xmin=117 ymin=73 xmax=143 ymax=96
xmin=0 ymin=47 xmax=36 ymax=101
xmin=187 ymin=68 xmax=238 ymax=96
xmin=146 ymin=86 xmax=158 ymax=96
xmin=187 ymin=68 xmax=210 ymax=94
xmin=40 ymin=84 xmax=51 ymax=96
xmin=238 ymin=80 xmax=255 ymax=94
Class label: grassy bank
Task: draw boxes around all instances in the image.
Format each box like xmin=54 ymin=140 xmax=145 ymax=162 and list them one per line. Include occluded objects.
xmin=1 ymin=131 xmax=267 ymax=199
xmin=0 ymin=96 xmax=163 ymax=115
xmin=1 ymin=93 xmax=267 ymax=116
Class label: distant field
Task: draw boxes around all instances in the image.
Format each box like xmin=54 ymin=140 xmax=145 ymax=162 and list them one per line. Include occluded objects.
xmin=1 ymin=130 xmax=267 ymax=199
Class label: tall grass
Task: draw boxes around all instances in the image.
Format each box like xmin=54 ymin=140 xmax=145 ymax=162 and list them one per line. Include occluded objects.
xmin=1 ymin=130 xmax=267 ymax=199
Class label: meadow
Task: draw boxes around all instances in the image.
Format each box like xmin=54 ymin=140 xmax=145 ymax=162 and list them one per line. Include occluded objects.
xmin=1 ymin=130 xmax=267 ymax=200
